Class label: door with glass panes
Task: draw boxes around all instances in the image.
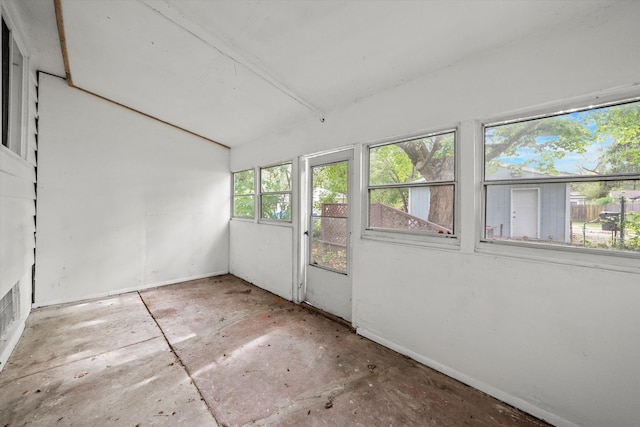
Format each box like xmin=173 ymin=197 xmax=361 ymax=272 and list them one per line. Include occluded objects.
xmin=304 ymin=150 xmax=352 ymax=321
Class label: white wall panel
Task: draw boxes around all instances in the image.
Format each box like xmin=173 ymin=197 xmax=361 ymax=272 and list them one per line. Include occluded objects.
xmin=229 ymin=220 xmax=293 ymax=300
xmin=35 ymin=74 xmax=229 ymax=305
xmin=353 ymin=240 xmax=640 ymax=427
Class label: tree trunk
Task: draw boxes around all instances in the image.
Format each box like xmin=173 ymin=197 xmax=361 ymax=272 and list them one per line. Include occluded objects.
xmin=428 ymin=185 xmax=453 ymax=231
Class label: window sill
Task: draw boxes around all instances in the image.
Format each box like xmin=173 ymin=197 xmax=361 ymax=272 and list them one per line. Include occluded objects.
xmin=477 ymin=240 xmax=640 ymax=274
xmin=230 ymin=217 xmax=256 ymax=224
xmin=362 ymin=228 xmax=459 ymax=251
xmin=257 ymin=219 xmax=293 ymax=228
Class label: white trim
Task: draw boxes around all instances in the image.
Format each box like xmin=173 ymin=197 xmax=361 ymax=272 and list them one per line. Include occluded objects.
xmin=564 ymin=183 xmax=571 ymax=243
xmin=357 ymin=327 xmax=576 ymax=427
xmin=0 ymin=6 xmax=28 ymax=160
xmin=479 ymin=84 xmax=640 ymax=129
xmin=0 ymin=1 xmax=29 ymax=55
xmin=290 ymin=158 xmax=300 ymax=304
xmin=476 ymin=241 xmax=640 ymax=274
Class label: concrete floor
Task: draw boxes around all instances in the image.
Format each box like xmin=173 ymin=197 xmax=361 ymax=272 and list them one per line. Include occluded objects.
xmin=0 ymin=275 xmax=549 ymax=426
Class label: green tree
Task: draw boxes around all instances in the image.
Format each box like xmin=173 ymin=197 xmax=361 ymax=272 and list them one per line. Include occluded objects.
xmin=312 ymin=162 xmax=348 ymax=215
xmin=591 ymin=102 xmax=640 ymax=175
xmin=485 ymin=116 xmax=595 ymax=175
xmin=313 ymin=162 xmax=348 ymax=198
xmin=261 ymin=164 xmax=291 ymax=220
xmin=233 ymin=170 xmax=255 ymax=217
xmin=396 ymin=133 xmax=455 ymax=226
xmin=369 ymin=144 xmax=419 ymax=211
xmin=622 ymin=212 xmax=640 ymax=251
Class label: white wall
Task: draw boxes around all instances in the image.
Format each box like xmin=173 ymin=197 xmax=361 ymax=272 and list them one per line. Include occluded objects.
xmin=0 ymin=116 xmax=36 ymax=371
xmin=230 ymin=3 xmax=640 ymax=426
xmin=35 ymin=74 xmax=229 ymax=306
xmin=0 ymin=1 xmax=38 ymax=371
xmin=229 ymin=220 xmax=293 ymax=300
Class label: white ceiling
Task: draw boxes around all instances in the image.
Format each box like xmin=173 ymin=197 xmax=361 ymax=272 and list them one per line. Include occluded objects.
xmin=10 ymin=0 xmax=619 ymax=148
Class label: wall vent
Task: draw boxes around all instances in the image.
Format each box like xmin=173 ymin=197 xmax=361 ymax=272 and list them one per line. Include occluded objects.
xmin=0 ymin=282 xmax=20 ymax=351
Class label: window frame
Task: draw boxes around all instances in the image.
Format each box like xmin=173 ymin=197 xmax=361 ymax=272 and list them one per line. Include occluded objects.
xmin=231 ymin=168 xmax=256 ymax=220
xmin=259 ymin=161 xmax=293 ymax=224
xmin=480 ymin=95 xmax=640 ymax=261
xmin=0 ymin=12 xmax=25 ymax=159
xmin=363 ymin=129 xmax=459 ymax=247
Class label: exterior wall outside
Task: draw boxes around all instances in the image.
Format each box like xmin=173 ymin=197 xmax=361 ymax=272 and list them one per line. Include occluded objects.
xmin=35 ymin=74 xmax=230 ymax=305
xmin=0 ymin=1 xmax=37 ymax=371
xmin=408 ymin=186 xmax=430 ymax=220
xmin=230 ymin=4 xmax=640 ymax=426
xmin=486 ymin=182 xmax=569 ymax=242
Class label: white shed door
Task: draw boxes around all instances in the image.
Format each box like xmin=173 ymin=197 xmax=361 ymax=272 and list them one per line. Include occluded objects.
xmin=511 ymin=188 xmax=539 ymax=239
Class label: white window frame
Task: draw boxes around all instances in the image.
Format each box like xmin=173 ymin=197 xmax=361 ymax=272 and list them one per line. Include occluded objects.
xmin=479 ymin=93 xmax=640 ymax=271
xmin=362 ymin=129 xmax=459 ymax=248
xmin=0 ymin=9 xmax=27 ymax=160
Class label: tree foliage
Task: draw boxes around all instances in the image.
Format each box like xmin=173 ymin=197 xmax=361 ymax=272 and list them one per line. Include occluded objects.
xmin=313 ymin=162 xmax=348 ymax=198
xmin=261 ymin=164 xmax=291 ymax=220
xmin=590 ymin=102 xmax=640 ymax=175
xmin=485 ymin=116 xmax=595 ymax=175
xmin=622 ymin=212 xmax=640 ymax=251
xmin=369 ymin=144 xmax=418 ymax=211
xmin=233 ymin=170 xmax=254 ymax=217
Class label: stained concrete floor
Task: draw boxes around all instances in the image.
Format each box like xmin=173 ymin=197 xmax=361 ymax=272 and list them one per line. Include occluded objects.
xmin=0 ymin=275 xmax=550 ymax=426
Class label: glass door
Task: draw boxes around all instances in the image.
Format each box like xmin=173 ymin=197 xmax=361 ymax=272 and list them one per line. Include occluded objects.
xmin=305 ymin=151 xmax=352 ymax=321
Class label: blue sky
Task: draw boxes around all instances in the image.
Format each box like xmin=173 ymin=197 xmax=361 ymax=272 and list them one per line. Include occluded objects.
xmin=489 ymin=109 xmax=613 ymax=176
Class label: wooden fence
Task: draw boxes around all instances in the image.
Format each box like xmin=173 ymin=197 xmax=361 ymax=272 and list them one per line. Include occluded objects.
xmin=571 ymin=200 xmax=640 ymax=222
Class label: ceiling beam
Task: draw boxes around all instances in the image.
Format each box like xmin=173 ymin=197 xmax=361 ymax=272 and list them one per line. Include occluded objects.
xmin=139 ymin=0 xmax=326 ymax=123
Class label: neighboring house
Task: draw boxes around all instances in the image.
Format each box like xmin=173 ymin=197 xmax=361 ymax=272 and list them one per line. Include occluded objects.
xmin=570 ymin=191 xmax=588 ymax=205
xmin=408 ymin=166 xmax=571 ymax=243
xmin=485 ymin=165 xmax=570 ymax=242
xmin=610 ymin=190 xmax=640 ymax=201
xmin=409 ymin=166 xmax=571 ymax=241
xmin=408 ymin=182 xmax=431 ymax=221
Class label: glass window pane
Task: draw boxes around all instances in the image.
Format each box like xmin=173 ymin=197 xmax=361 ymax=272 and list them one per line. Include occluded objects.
xmin=261 ymin=164 xmax=292 ymax=192
xmin=369 ymin=132 xmax=455 ymax=185
xmin=233 ymin=170 xmax=254 ymax=195
xmin=261 ymin=193 xmax=291 ymax=221
xmin=2 ymin=19 xmax=10 ymax=149
xmin=8 ymin=37 xmax=22 ymax=155
xmin=485 ymin=179 xmax=640 ymax=253
xmin=369 ymin=185 xmax=454 ymax=234
xmin=485 ymin=100 xmax=640 ymax=181
xmin=233 ymin=195 xmax=254 ymax=218
xmin=310 ymin=216 xmax=347 ymax=273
